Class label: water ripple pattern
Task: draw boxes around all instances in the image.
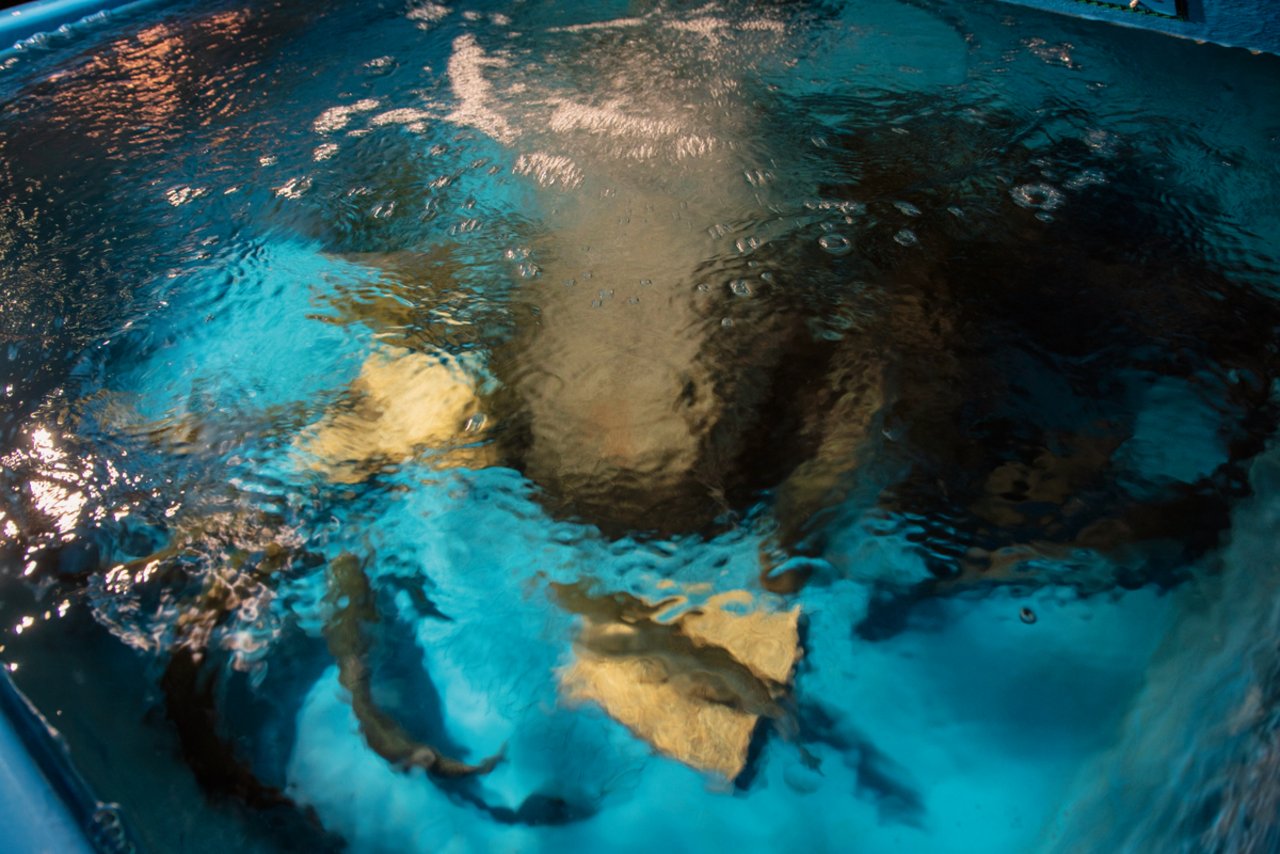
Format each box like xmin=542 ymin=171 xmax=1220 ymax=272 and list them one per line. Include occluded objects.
xmin=1 ymin=1 xmax=1279 ymax=852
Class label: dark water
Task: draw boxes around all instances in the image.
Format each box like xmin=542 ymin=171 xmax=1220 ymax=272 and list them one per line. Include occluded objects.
xmin=2 ymin=1 xmax=1280 ymax=851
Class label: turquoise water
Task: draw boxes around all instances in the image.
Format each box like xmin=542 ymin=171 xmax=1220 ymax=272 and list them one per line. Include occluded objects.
xmin=2 ymin=1 xmax=1280 ymax=851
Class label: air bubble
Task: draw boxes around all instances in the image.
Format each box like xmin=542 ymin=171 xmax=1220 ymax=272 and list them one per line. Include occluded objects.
xmin=720 ymin=317 xmax=734 ymax=328
xmin=1011 ymin=182 xmax=1065 ymax=211
xmin=893 ymin=229 xmax=919 ymax=247
xmin=89 ymin=806 xmax=129 ymax=854
xmin=1065 ymin=168 xmax=1107 ymax=190
xmin=894 ymin=201 xmax=922 ymax=217
xmin=361 ymin=55 xmax=398 ymax=76
xmin=818 ymin=234 xmax=852 ymax=256
xmin=729 ymin=279 xmax=752 ymax=297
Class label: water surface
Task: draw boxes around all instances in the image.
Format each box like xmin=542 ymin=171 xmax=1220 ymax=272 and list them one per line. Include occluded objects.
xmin=2 ymin=1 xmax=1280 ymax=851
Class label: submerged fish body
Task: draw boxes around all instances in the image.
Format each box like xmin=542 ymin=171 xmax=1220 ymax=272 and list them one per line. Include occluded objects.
xmin=295 ymin=344 xmax=497 ymax=483
xmin=553 ymin=581 xmax=801 ymax=779
xmin=325 ymin=553 xmax=504 ymax=778
xmin=321 ymin=5 xmax=903 ymax=541
xmin=317 ymin=12 xmax=1280 ymax=592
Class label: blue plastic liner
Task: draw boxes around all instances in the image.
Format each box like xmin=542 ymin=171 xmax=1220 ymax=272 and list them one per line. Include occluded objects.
xmin=997 ymin=0 xmax=1280 ymax=54
xmin=0 ymin=0 xmax=157 ymax=47
xmin=0 ymin=671 xmax=133 ymax=854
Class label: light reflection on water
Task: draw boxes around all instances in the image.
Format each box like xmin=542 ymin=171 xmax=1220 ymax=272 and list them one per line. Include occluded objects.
xmin=1 ymin=0 xmax=1280 ymax=851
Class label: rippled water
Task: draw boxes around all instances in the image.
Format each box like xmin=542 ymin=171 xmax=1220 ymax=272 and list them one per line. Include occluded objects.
xmin=2 ymin=1 xmax=1280 ymax=851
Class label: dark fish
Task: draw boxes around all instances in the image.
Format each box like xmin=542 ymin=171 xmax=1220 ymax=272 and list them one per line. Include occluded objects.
xmin=324 ymin=553 xmax=503 ymax=777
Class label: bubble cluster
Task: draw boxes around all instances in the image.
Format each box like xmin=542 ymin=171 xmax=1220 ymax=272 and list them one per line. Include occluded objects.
xmin=1065 ymin=168 xmax=1107 ymax=190
xmin=818 ymin=234 xmax=852 ymax=256
xmin=1010 ymin=182 xmax=1066 ymax=212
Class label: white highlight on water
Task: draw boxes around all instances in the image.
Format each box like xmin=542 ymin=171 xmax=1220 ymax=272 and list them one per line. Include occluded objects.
xmin=446 ymin=34 xmax=516 ymax=144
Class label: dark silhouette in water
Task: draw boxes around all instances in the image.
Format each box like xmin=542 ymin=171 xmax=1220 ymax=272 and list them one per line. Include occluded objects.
xmin=796 ymin=701 xmax=925 ymax=826
xmin=324 ymin=553 xmax=504 ymax=777
xmin=348 ymin=109 xmax=1279 ymax=600
xmin=316 ymin=75 xmax=1280 ymax=619
xmin=157 ymin=544 xmax=599 ymax=831
xmin=798 ymin=108 xmax=1280 ymax=628
xmin=156 ymin=557 xmax=348 ymax=850
xmin=161 ymin=646 xmax=299 ymax=811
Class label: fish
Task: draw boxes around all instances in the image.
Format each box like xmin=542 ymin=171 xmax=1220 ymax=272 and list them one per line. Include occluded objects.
xmin=324 ymin=553 xmax=503 ymax=777
xmin=553 ymin=581 xmax=801 ymax=779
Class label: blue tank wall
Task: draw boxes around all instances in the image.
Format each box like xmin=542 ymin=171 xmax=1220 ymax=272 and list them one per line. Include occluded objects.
xmin=0 ymin=673 xmax=96 ymax=854
xmin=6 ymin=1 xmax=1279 ymax=56
xmin=0 ymin=0 xmax=156 ymax=47
xmin=998 ymin=0 xmax=1280 ymax=55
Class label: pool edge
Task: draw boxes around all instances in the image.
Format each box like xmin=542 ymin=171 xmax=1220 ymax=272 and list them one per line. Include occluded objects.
xmin=997 ymin=0 xmax=1280 ymax=55
xmin=0 ymin=670 xmax=135 ymax=854
xmin=1 ymin=0 xmax=168 ymax=52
